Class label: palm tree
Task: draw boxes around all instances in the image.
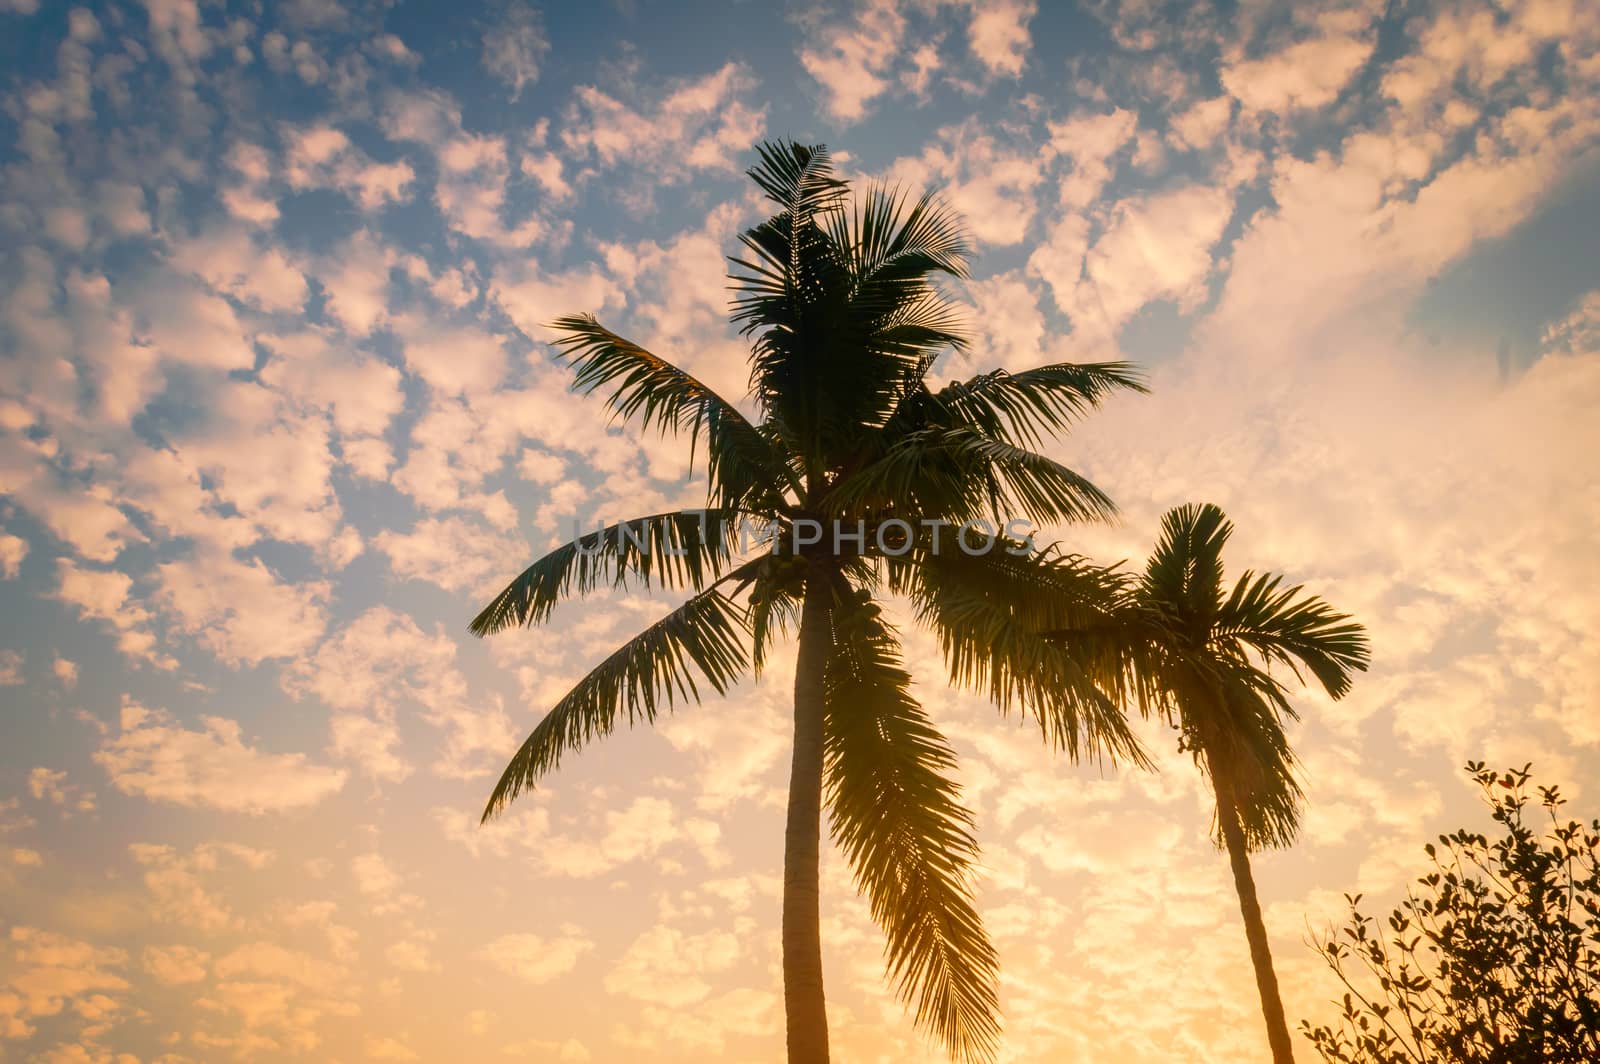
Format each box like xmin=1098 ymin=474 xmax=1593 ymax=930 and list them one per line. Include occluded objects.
xmin=1044 ymin=504 xmax=1369 ymax=1063
xmin=468 ymin=141 xmax=1148 ymax=1064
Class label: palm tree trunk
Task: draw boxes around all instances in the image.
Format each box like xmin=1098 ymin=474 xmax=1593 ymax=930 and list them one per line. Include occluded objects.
xmin=782 ymin=572 xmax=831 ymax=1063
xmin=1213 ymin=772 xmax=1296 ymax=1064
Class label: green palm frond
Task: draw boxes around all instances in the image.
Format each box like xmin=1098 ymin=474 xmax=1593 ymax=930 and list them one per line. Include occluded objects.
xmin=744 ymin=139 xmax=849 ymax=217
xmin=1216 ymin=571 xmax=1371 ymax=698
xmin=547 ymin=315 xmax=796 ymax=507
xmin=823 ymin=587 xmax=1000 ymax=1064
xmin=828 ymin=186 xmax=971 ymax=378
xmin=831 ymin=185 xmax=970 ymax=293
xmin=891 ymin=362 xmax=1148 ymax=449
xmin=730 ymin=141 xmax=847 ymax=339
xmin=732 ymin=160 xmax=983 ymax=466
xmin=469 ymin=510 xmax=742 ymax=636
xmin=730 ymin=196 xmax=853 ymax=462
xmin=895 ymin=545 xmax=1145 ymax=765
xmin=1143 ymin=502 xmax=1231 ymax=624
xmin=735 ymin=551 xmax=808 ymax=675
xmin=1193 ymin=664 xmax=1305 ymax=850
xmin=481 ymin=575 xmax=756 ymax=821
xmin=830 ymin=427 xmax=1115 ymax=526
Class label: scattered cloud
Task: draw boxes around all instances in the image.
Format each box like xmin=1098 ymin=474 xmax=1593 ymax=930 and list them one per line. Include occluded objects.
xmin=94 ymin=699 xmax=347 ymax=813
xmin=478 ymin=930 xmax=594 ymax=984
xmin=562 ymin=63 xmax=767 ymax=183
xmin=481 ymin=2 xmax=548 ymax=100
xmin=800 ymin=0 xmax=908 ymax=122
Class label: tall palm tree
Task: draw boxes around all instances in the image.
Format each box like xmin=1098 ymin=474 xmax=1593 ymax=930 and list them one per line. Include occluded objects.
xmin=1044 ymin=504 xmax=1369 ymax=1063
xmin=468 ymin=141 xmax=1148 ymax=1064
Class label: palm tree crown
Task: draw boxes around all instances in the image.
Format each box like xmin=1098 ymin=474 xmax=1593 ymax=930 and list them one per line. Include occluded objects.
xmin=1127 ymin=504 xmax=1369 ymax=846
xmin=470 ymin=141 xmax=1147 ymax=1064
xmin=1046 ymin=502 xmax=1370 ymax=1063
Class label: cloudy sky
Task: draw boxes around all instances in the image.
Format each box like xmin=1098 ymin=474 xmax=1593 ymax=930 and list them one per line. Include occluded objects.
xmin=1 ymin=0 xmax=1597 ymax=1060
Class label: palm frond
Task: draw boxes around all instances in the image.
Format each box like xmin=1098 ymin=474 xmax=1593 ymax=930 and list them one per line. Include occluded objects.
xmin=1215 ymin=571 xmax=1371 ymax=698
xmin=829 ymin=427 xmax=1116 ymax=526
xmin=732 ymin=149 xmax=982 ymax=466
xmin=1143 ymin=502 xmax=1231 ymax=623
xmin=470 ymin=510 xmax=742 ymax=636
xmin=736 ymin=552 xmax=807 ymax=675
xmin=894 ymin=544 xmax=1145 ymax=765
xmin=745 ymin=140 xmax=848 ymax=216
xmin=481 ymin=576 xmax=755 ymax=821
xmin=730 ymin=141 xmax=847 ymax=337
xmin=823 ymin=587 xmax=1000 ymax=1064
xmin=1193 ymin=664 xmax=1305 ymax=850
xmin=890 ymin=362 xmax=1148 ymax=449
xmin=547 ymin=314 xmax=795 ymax=507
xmin=831 ymin=185 xmax=971 ymax=293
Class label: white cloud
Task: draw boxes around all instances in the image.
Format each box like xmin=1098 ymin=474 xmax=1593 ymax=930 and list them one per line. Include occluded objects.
xmin=0 ymin=927 xmax=129 ymax=1042
xmin=1169 ymin=95 xmax=1234 ymax=151
xmin=478 ymin=930 xmax=593 ymax=984
xmin=1038 ymin=183 xmax=1234 ymax=346
xmin=500 ymin=1037 xmax=591 ymax=1061
xmin=312 ymin=229 xmax=394 ymax=334
xmin=562 ymin=63 xmax=765 ymax=181
xmin=155 ymin=549 xmax=331 ymax=666
xmin=1223 ymin=25 xmax=1375 ymax=114
xmin=126 ymin=840 xmax=271 ymax=933
xmin=257 ymin=327 xmax=404 ymax=448
xmin=52 ymin=560 xmax=171 ymax=668
xmin=94 ymin=698 xmax=347 ymax=813
xmin=391 ymin=314 xmax=509 ymax=398
xmin=351 ymin=852 xmax=419 ymax=915
xmin=0 ymin=456 xmax=143 ymax=565
xmin=367 ymin=1035 xmax=421 ymax=1060
xmin=799 ymin=0 xmax=906 ymax=122
xmin=439 ymin=793 xmax=727 ymax=879
xmin=517 ymin=448 xmax=565 ymax=485
xmin=604 ymin=925 xmax=740 ymax=1007
xmin=382 ymin=91 xmax=545 ymax=247
xmin=206 ymin=939 xmax=356 ymax=1044
xmin=327 ymin=713 xmax=410 ymax=783
xmin=373 ymin=515 xmax=521 ymax=598
xmin=132 ymin=275 xmax=258 ymax=372
xmin=481 ymin=3 xmax=548 ymax=100
xmin=27 ymin=767 xmax=95 ymax=814
xmin=883 ymin=122 xmax=1049 ymax=247
xmin=283 ymin=606 xmax=514 ymax=780
xmin=1047 ymin=107 xmax=1138 ymax=209
xmin=171 ymin=230 xmax=306 ymax=317
xmin=281 ymin=123 xmax=415 ymax=210
xmin=963 ymin=0 xmax=1036 ymax=76
xmin=491 ymin=261 xmax=621 ymax=342
xmin=383 ymin=937 xmax=435 ymax=973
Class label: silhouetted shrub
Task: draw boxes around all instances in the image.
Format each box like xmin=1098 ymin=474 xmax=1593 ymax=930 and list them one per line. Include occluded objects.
xmin=1301 ymin=763 xmax=1600 ymax=1063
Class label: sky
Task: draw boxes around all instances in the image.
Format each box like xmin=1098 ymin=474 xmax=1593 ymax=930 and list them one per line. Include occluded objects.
xmin=0 ymin=0 xmax=1597 ymax=1061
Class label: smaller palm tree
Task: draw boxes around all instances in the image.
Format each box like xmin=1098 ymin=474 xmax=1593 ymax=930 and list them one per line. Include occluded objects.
xmin=1044 ymin=504 xmax=1369 ymax=1064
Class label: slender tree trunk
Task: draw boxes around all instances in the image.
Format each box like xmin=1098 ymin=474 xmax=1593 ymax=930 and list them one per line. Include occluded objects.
xmin=1212 ymin=771 xmax=1297 ymax=1064
xmin=783 ymin=571 xmax=831 ymax=1063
